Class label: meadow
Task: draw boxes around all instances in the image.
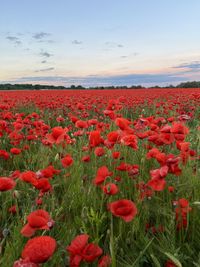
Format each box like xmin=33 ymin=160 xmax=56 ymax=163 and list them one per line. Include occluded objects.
xmin=0 ymin=88 xmax=200 ymax=267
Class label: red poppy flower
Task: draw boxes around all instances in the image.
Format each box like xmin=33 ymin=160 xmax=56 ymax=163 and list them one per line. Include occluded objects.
xmin=61 ymin=154 xmax=74 ymax=168
xmin=67 ymin=234 xmax=103 ymax=266
xmin=103 ymin=110 xmax=116 ymax=120
xmin=89 ymin=131 xmax=102 ymax=147
xmin=69 ymin=115 xmax=79 ymax=124
xmin=21 ymin=209 xmax=54 ymax=237
xmin=11 ymin=170 xmax=21 ymax=179
xmin=82 ymin=243 xmax=103 ymax=263
xmin=94 ymin=147 xmax=105 ymax=157
xmin=112 ymin=151 xmax=120 ymax=159
xmin=102 ymin=183 xmax=119 ymax=195
xmin=0 ymin=177 xmax=16 ymax=191
xmin=35 ymin=198 xmax=43 ymax=205
xmin=93 ymin=166 xmax=112 ymax=185
xmin=108 ymin=199 xmax=137 ymax=222
xmin=75 ymin=120 xmax=88 ymax=129
xmin=67 ymin=234 xmax=89 ymax=255
xmin=21 ymin=236 xmax=56 ymax=263
xmin=40 ymin=165 xmax=60 ymax=179
xmin=9 ymin=205 xmax=17 ymax=214
xmin=74 ymin=130 xmax=84 ymax=136
xmin=148 ymin=178 xmax=166 ymax=191
xmin=98 ymin=255 xmax=112 ymax=267
xmin=20 ymin=171 xmax=37 ymax=185
xmin=166 ymin=155 xmax=181 ymax=175
xmin=168 ymin=186 xmax=175 ymax=192
xmin=56 ymin=116 xmax=65 ymax=122
xmin=82 ymin=155 xmax=90 ymax=162
xmin=127 ymin=165 xmax=139 ymax=178
xmin=147 ymin=166 xmax=168 ymax=191
xmin=0 ymin=149 xmax=10 ymax=160
xmin=146 ymin=148 xmax=166 ymax=165
xmin=150 ymin=165 xmax=169 ymax=179
xmin=46 ymin=127 xmax=67 ymax=144
xmin=121 ymin=134 xmax=138 ymax=150
xmin=170 ymin=122 xmax=189 ymax=141
xmin=116 ymin=162 xmax=132 ymax=171
xmin=34 ymin=178 xmax=52 ymax=193
xmin=76 ymin=102 xmax=85 ymax=110
xmin=115 ymin=118 xmax=131 ymax=130
xmin=174 ymin=198 xmax=191 ymax=229
xmin=107 ymin=131 xmax=120 ymax=143
xmin=171 ymin=122 xmax=189 ymax=135
xmin=10 ymin=147 xmax=22 ymax=155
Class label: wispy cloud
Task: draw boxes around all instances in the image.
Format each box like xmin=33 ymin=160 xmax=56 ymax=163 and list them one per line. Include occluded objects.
xmin=72 ymin=40 xmax=82 ymax=45
xmin=6 ymin=36 xmax=18 ymax=41
xmin=41 ymin=60 xmax=47 ymax=64
xmin=32 ymin=32 xmax=54 ymax=44
xmin=173 ymin=61 xmax=200 ymax=71
xmin=2 ymin=71 xmax=187 ymax=87
xmin=35 ymin=67 xmax=55 ymax=73
xmin=39 ymin=51 xmax=53 ymax=58
xmin=33 ymin=32 xmax=51 ymax=40
xmin=6 ymin=35 xmax=22 ymax=45
xmin=4 ymin=31 xmax=55 ymax=52
xmin=105 ymin=42 xmax=124 ymax=48
xmin=120 ymin=53 xmax=139 ymax=59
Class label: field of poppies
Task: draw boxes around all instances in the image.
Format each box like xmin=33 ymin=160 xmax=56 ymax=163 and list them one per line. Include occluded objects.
xmin=0 ymin=88 xmax=200 ymax=267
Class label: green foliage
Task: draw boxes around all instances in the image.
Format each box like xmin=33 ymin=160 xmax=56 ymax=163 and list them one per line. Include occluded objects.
xmin=0 ymin=94 xmax=200 ymax=266
xmin=176 ymin=81 xmax=200 ymax=88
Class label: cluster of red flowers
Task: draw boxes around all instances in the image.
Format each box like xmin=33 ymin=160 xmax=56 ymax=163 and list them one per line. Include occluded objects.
xmin=174 ymin=198 xmax=192 ymax=229
xmin=66 ymin=234 xmax=110 ymax=267
xmin=0 ymin=89 xmax=199 ymax=266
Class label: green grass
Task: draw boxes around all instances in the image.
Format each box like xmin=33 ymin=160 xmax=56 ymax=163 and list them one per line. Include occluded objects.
xmin=0 ymin=94 xmax=200 ymax=267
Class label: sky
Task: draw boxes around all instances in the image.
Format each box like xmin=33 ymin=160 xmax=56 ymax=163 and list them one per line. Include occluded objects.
xmin=0 ymin=0 xmax=200 ymax=87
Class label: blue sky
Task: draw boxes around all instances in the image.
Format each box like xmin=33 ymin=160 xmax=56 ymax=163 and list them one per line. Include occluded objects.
xmin=0 ymin=0 xmax=200 ymax=87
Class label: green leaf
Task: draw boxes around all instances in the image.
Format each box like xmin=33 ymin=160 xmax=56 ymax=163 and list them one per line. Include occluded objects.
xmin=164 ymin=252 xmax=182 ymax=267
xmin=150 ymin=254 xmax=161 ymax=267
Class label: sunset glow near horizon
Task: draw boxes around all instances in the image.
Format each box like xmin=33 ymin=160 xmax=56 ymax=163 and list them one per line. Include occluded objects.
xmin=0 ymin=0 xmax=200 ymax=87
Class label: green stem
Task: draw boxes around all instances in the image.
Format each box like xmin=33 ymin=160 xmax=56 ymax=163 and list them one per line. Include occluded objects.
xmin=110 ymin=214 xmax=116 ymax=267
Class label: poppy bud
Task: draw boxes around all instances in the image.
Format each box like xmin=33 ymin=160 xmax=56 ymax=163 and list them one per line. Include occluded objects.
xmin=13 ymin=190 xmax=20 ymax=199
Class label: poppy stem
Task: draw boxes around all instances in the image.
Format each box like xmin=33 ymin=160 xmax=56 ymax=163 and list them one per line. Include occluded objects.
xmin=110 ymin=214 xmax=116 ymax=267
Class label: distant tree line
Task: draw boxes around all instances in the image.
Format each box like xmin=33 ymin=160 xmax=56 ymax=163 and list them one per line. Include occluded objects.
xmin=175 ymin=81 xmax=200 ymax=88
xmin=0 ymin=83 xmax=66 ymax=90
xmin=0 ymin=81 xmax=200 ymax=90
xmin=0 ymin=84 xmax=144 ymax=90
